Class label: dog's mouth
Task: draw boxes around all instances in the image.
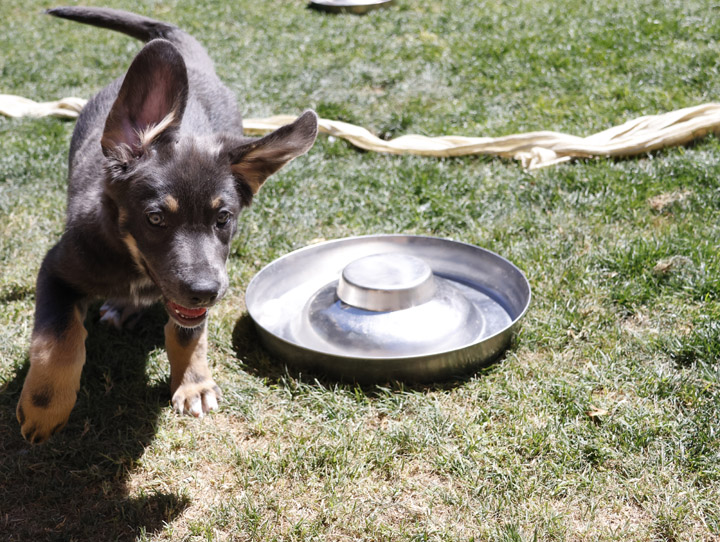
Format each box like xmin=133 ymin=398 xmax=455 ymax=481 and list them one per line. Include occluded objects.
xmin=166 ymin=300 xmax=208 ymax=327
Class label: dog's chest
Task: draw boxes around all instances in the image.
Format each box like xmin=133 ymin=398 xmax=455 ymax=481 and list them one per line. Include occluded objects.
xmin=125 ymin=276 xmax=162 ymax=306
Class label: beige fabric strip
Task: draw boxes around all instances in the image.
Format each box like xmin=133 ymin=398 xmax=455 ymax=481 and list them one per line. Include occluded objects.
xmin=2 ymin=93 xmax=718 ymax=170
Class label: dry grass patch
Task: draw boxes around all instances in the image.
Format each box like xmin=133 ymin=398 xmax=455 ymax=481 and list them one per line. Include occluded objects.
xmin=648 ymin=190 xmax=693 ymax=213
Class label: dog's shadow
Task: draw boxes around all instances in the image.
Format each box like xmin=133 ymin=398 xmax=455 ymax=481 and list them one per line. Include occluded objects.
xmin=0 ymin=304 xmax=189 ymax=541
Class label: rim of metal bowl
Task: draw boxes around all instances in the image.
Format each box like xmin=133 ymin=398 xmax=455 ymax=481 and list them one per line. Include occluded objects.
xmin=308 ymin=0 xmax=395 ymax=14
xmin=245 ymin=234 xmax=532 ymax=366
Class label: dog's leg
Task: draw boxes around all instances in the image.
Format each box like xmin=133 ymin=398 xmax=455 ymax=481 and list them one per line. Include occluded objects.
xmin=165 ymin=320 xmax=220 ymax=417
xmin=17 ymin=267 xmax=88 ymax=443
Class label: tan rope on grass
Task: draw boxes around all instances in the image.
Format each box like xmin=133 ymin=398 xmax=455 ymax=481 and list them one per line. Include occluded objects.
xmin=0 ymin=94 xmax=88 ymax=120
xmin=2 ymin=93 xmax=719 ymax=170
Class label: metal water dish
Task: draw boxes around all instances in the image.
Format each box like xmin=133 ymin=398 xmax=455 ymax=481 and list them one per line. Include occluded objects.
xmin=308 ymin=0 xmax=395 ymax=14
xmin=245 ymin=235 xmax=531 ymax=382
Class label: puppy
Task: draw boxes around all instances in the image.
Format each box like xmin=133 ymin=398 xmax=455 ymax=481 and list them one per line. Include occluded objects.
xmin=16 ymin=7 xmax=318 ymax=443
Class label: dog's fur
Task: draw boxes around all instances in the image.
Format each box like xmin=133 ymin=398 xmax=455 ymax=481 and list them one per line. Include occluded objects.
xmin=17 ymin=7 xmax=318 ymax=443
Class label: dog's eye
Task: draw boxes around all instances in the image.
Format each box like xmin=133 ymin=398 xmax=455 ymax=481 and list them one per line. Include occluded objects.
xmin=146 ymin=211 xmax=165 ymax=227
xmin=216 ymin=210 xmax=232 ymax=226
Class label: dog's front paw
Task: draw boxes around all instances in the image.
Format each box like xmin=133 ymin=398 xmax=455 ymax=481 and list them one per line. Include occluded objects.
xmin=17 ymin=380 xmax=77 ymax=444
xmin=171 ymin=378 xmax=221 ymax=418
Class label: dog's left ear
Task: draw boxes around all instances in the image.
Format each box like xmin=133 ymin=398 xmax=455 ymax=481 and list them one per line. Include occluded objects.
xmin=102 ymin=39 xmax=188 ymax=159
xmin=230 ymin=111 xmax=319 ymax=195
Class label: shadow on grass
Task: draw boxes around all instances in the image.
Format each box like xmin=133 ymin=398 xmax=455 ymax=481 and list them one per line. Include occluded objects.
xmin=231 ymin=312 xmax=507 ymax=395
xmin=0 ymin=304 xmax=189 ymax=541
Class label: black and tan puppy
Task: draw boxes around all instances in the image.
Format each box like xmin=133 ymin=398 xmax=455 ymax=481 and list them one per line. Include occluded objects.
xmin=17 ymin=7 xmax=318 ymax=443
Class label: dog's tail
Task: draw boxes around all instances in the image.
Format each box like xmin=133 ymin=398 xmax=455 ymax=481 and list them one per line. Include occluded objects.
xmin=46 ymin=6 xmax=213 ymax=67
xmin=46 ymin=6 xmax=179 ymax=42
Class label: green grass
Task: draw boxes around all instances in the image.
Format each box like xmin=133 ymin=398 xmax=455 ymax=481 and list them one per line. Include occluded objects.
xmin=2 ymin=0 xmax=720 ymax=540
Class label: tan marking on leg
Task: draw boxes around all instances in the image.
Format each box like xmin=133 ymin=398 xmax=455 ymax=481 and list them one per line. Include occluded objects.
xmin=165 ymin=321 xmax=210 ymax=393
xmin=165 ymin=320 xmax=220 ymax=417
xmin=164 ymin=195 xmax=179 ymax=213
xmin=18 ymin=306 xmax=87 ymax=443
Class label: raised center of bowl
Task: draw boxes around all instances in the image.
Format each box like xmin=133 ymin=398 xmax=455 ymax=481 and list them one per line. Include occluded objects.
xmin=336 ymin=252 xmax=436 ymax=312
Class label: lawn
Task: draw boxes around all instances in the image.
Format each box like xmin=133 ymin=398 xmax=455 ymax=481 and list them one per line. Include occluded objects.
xmin=1 ymin=0 xmax=720 ymax=540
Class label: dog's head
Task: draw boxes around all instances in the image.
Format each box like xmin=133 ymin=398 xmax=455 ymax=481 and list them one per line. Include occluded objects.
xmin=100 ymin=40 xmax=318 ymax=327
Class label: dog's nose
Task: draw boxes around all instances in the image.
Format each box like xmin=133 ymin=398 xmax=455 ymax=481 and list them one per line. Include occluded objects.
xmin=187 ymin=279 xmax=221 ymax=305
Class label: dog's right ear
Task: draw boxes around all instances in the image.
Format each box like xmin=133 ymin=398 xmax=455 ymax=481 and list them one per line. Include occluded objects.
xmin=101 ymin=39 xmax=188 ymax=159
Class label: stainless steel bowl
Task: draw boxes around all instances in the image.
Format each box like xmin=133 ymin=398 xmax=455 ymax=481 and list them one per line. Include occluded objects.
xmin=245 ymin=235 xmax=531 ymax=382
xmin=308 ymin=0 xmax=395 ymax=14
